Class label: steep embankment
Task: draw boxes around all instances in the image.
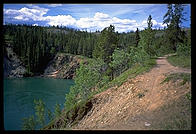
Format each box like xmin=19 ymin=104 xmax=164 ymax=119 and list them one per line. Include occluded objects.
xmin=3 ymin=45 xmax=26 ymax=78
xmin=3 ymin=47 xmax=84 ymax=79
xmin=72 ymin=55 xmax=191 ymax=130
xmin=43 ymin=53 xmax=86 ymax=79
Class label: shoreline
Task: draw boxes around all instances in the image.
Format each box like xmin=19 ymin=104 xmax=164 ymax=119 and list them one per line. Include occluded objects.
xmin=4 ymin=75 xmax=73 ymax=80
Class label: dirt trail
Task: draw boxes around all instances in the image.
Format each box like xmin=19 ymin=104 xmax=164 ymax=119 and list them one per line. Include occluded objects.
xmin=72 ymin=55 xmax=191 ymax=130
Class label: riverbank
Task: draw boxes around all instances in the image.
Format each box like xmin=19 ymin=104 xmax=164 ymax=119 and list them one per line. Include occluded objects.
xmin=43 ymin=53 xmax=88 ymax=79
xmin=3 ymin=47 xmax=86 ymax=79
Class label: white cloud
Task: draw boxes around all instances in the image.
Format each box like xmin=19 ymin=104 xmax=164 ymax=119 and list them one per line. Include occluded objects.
xmin=14 ymin=16 xmax=23 ymax=20
xmin=75 ymin=12 xmax=139 ymax=32
xmin=141 ymin=19 xmax=166 ymax=29
xmin=4 ymin=6 xmax=49 ymax=21
xmin=94 ymin=12 xmax=110 ymax=20
xmin=4 ymin=9 xmax=19 ymax=15
xmin=158 ymin=22 xmax=167 ymax=28
xmin=76 ymin=17 xmax=95 ymax=28
xmin=14 ymin=15 xmax=29 ymax=21
xmin=4 ymin=6 xmax=166 ymax=32
xmin=45 ymin=15 xmax=76 ymax=26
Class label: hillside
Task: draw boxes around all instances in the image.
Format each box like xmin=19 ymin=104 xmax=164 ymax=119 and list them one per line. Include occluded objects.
xmin=43 ymin=53 xmax=87 ymax=79
xmin=3 ymin=46 xmax=86 ymax=79
xmin=71 ymin=55 xmax=191 ymax=130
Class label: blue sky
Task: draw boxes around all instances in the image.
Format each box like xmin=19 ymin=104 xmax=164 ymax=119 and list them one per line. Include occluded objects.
xmin=3 ymin=4 xmax=191 ymax=32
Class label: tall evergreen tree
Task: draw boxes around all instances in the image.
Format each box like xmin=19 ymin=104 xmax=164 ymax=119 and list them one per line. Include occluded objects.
xmin=135 ymin=28 xmax=140 ymax=47
xmin=147 ymin=15 xmax=153 ymax=29
xmin=163 ymin=4 xmax=186 ymax=51
xmin=139 ymin=15 xmax=156 ymax=57
xmin=163 ymin=4 xmax=173 ymax=27
xmin=93 ymin=25 xmax=118 ymax=63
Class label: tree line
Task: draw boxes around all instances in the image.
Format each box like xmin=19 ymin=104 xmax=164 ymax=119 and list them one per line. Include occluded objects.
xmin=3 ymin=24 xmax=139 ymax=75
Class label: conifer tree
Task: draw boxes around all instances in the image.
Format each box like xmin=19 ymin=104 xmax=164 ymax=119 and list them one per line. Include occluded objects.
xmin=139 ymin=15 xmax=156 ymax=57
xmin=163 ymin=4 xmax=173 ymax=27
xmin=135 ymin=28 xmax=140 ymax=47
xmin=163 ymin=4 xmax=186 ymax=51
xmin=93 ymin=25 xmax=118 ymax=63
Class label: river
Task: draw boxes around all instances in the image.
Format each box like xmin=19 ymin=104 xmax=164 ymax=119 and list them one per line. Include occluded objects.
xmin=3 ymin=77 xmax=74 ymax=130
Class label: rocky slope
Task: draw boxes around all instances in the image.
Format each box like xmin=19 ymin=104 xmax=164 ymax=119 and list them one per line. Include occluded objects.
xmin=43 ymin=53 xmax=86 ymax=79
xmin=3 ymin=45 xmax=26 ymax=78
xmin=3 ymin=46 xmax=85 ymax=79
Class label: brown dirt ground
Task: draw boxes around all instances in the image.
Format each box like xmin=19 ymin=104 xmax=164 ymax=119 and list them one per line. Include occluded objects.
xmin=72 ymin=55 xmax=191 ymax=130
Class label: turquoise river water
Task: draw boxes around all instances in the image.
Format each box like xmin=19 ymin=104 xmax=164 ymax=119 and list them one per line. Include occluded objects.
xmin=3 ymin=77 xmax=74 ymax=130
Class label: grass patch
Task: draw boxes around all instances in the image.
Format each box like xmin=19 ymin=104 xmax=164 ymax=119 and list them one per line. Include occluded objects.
xmin=167 ymin=55 xmax=191 ymax=69
xmin=163 ymin=115 xmax=191 ymax=130
xmin=186 ymin=92 xmax=191 ymax=101
xmin=98 ymin=58 xmax=156 ymax=92
xmin=160 ymin=99 xmax=191 ymax=130
xmin=157 ymin=91 xmax=191 ymax=130
xmin=161 ymin=73 xmax=191 ymax=85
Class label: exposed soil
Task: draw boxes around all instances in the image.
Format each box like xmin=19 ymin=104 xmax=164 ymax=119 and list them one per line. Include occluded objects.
xmin=43 ymin=53 xmax=84 ymax=79
xmin=72 ymin=55 xmax=191 ymax=130
xmin=45 ymin=70 xmax=60 ymax=77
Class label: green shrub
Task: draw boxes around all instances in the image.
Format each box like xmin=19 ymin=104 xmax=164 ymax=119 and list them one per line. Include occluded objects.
xmin=64 ymin=58 xmax=107 ymax=112
xmin=156 ymin=45 xmax=175 ymax=56
xmin=109 ymin=48 xmax=130 ymax=77
xmin=22 ymin=115 xmax=37 ymax=130
xmin=54 ymin=103 xmax=61 ymax=117
xmin=34 ymin=99 xmax=46 ymax=127
xmin=22 ymin=99 xmax=58 ymax=130
xmin=129 ymin=46 xmax=149 ymax=66
xmin=47 ymin=108 xmax=53 ymax=122
xmin=97 ymin=75 xmax=110 ymax=89
xmin=177 ymin=43 xmax=191 ymax=56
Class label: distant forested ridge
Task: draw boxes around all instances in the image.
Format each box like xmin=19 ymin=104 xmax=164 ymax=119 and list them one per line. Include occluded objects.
xmin=3 ymin=25 xmax=97 ymax=75
xmin=3 ymin=24 xmax=139 ymax=75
